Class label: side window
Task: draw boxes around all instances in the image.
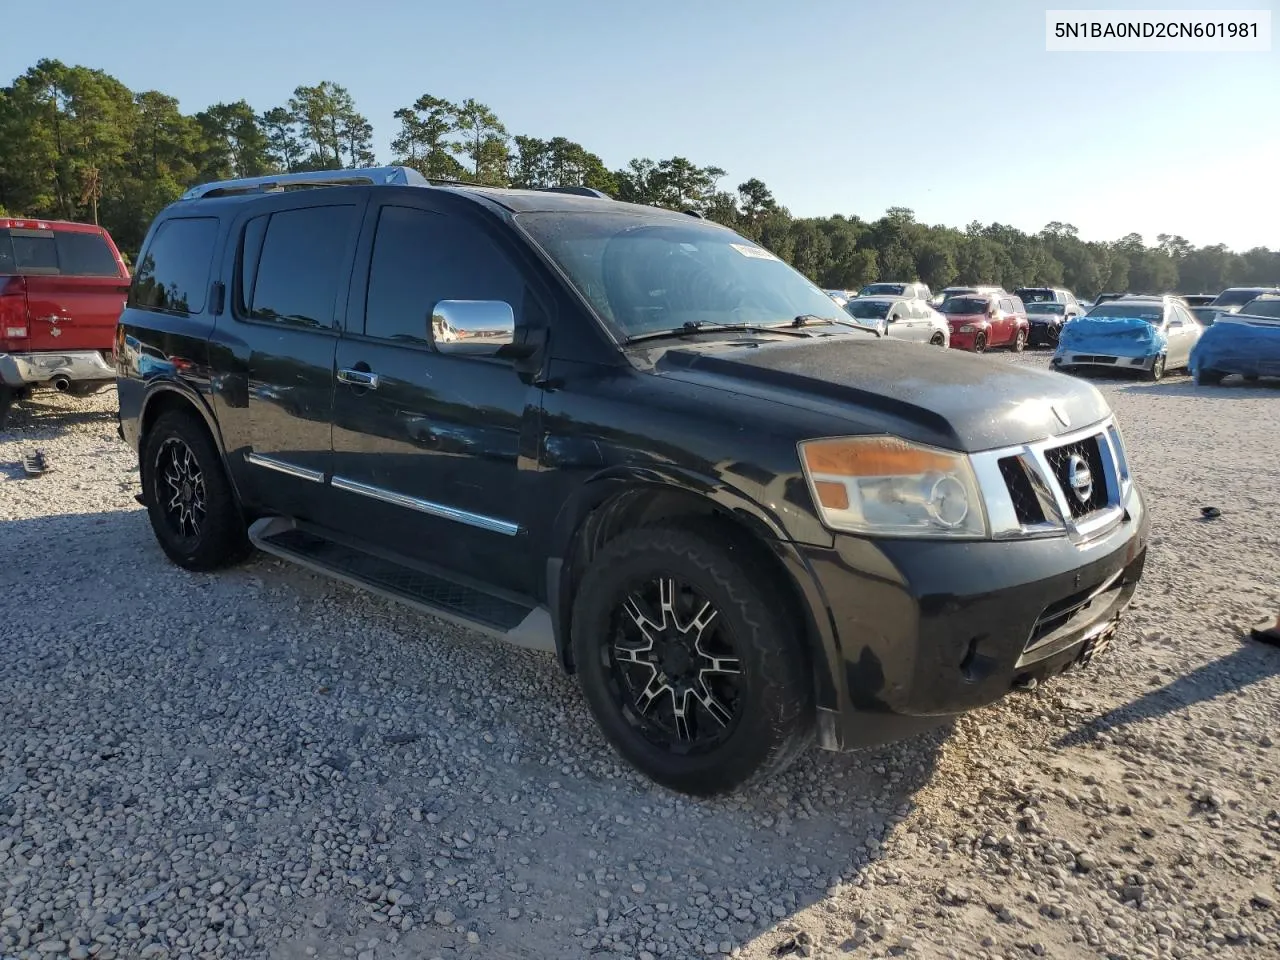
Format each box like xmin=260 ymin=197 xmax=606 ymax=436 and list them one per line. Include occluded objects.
xmin=998 ymin=297 xmax=1015 ymax=314
xmin=245 ymin=205 xmax=357 ymax=328
xmin=1011 ymin=297 xmax=1026 ymax=314
xmin=131 ymin=217 xmax=219 ymax=315
xmin=54 ymin=231 xmax=120 ymax=276
xmin=362 ymin=204 xmax=526 ymax=343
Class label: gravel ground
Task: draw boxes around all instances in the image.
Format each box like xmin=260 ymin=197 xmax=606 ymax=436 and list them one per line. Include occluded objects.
xmin=2 ymin=357 xmax=1278 ymax=960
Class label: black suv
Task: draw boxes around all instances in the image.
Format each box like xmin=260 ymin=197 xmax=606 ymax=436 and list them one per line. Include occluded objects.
xmin=116 ymin=167 xmax=1149 ymax=796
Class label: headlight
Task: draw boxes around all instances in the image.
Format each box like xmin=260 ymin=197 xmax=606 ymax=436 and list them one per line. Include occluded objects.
xmin=959 ymin=324 xmax=977 ymax=333
xmin=799 ymin=436 xmax=988 ymax=538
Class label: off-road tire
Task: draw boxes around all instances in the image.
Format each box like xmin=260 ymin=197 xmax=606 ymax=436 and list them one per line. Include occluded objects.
xmin=141 ymin=410 xmax=250 ymax=571
xmin=571 ymin=525 xmax=814 ymax=796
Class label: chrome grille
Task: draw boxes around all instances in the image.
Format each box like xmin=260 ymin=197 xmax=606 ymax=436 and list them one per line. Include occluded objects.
xmin=1043 ymin=436 xmax=1110 ymax=518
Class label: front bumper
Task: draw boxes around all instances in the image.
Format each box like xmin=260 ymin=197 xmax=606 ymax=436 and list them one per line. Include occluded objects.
xmin=0 ymin=350 xmax=115 ymax=387
xmin=800 ymin=482 xmax=1149 ymax=750
xmin=948 ymin=326 xmax=988 ymax=350
xmin=1052 ymin=352 xmax=1155 ymax=372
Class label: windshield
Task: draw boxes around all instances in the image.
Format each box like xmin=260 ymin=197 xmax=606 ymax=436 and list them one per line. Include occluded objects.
xmin=940 ymin=297 xmax=990 ymax=315
xmin=516 ymin=212 xmax=847 ymax=337
xmin=1026 ymin=302 xmax=1066 ymax=315
xmin=1212 ymin=288 xmax=1268 ymax=307
xmin=1086 ymin=303 xmax=1163 ymax=323
xmin=1016 ymin=289 xmax=1055 ymax=303
xmin=844 ymin=299 xmax=891 ymax=319
xmin=859 ymin=283 xmax=905 ymax=296
xmin=1241 ymin=298 xmax=1280 ymax=319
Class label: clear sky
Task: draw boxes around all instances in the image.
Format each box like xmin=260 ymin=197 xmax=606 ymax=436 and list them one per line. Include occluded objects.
xmin=3 ymin=0 xmax=1276 ymax=249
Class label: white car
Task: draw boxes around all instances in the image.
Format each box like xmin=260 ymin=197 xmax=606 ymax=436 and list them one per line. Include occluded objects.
xmin=843 ymin=296 xmax=949 ymax=346
xmin=1051 ymin=295 xmax=1202 ymax=381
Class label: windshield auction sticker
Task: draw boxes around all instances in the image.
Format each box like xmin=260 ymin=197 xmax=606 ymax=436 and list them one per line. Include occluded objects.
xmin=729 ymin=243 xmax=781 ymax=261
xmin=1045 ymin=9 xmax=1271 ymax=51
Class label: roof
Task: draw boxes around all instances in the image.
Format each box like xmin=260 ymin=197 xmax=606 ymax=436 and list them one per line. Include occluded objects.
xmin=173 ymin=164 xmax=699 ymax=219
xmin=0 ymin=217 xmax=110 ymax=233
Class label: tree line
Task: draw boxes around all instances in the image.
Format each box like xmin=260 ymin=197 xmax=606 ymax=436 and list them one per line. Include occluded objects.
xmin=1 ymin=59 xmax=1275 ymax=297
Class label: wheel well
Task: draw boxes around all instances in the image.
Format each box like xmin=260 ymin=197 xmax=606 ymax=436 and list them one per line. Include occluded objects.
xmin=558 ymin=486 xmax=816 ymax=678
xmin=140 ymin=392 xmax=212 ymax=449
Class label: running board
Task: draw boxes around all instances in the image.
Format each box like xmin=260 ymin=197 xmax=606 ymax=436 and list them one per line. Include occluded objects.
xmin=248 ymin=517 xmax=555 ymax=652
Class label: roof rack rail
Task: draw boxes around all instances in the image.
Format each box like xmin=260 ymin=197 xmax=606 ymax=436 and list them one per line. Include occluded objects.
xmin=180 ymin=165 xmax=428 ymax=200
xmin=535 ymin=185 xmax=613 ymax=199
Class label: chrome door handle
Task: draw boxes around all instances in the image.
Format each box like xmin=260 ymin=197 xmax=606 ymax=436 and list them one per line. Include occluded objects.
xmin=337 ymin=368 xmax=380 ymax=390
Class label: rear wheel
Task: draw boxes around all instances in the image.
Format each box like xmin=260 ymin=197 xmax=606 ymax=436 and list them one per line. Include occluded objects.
xmin=141 ymin=410 xmax=250 ymax=571
xmin=973 ymin=332 xmax=988 ymax=353
xmin=1012 ymin=328 xmax=1027 ymax=353
xmin=929 ymin=332 xmax=946 ymax=347
xmin=571 ymin=525 xmax=813 ymax=796
xmin=1147 ymin=354 xmax=1166 ymax=382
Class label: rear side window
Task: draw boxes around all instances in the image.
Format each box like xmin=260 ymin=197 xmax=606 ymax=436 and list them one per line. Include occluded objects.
xmin=999 ymin=298 xmax=1015 ymax=313
xmin=131 ymin=218 xmax=219 ymax=315
xmin=54 ymin=231 xmax=120 ymax=276
xmin=243 ymin=205 xmax=357 ymax=328
xmin=362 ymin=204 xmax=524 ymax=342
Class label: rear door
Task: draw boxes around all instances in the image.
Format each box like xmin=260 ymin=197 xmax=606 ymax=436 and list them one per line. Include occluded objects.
xmin=2 ymin=225 xmax=130 ymax=353
xmin=996 ymin=297 xmax=1018 ymax=344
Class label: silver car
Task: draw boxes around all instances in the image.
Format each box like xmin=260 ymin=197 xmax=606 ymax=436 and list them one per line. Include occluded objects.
xmin=843 ymin=296 xmax=949 ymax=346
xmin=1051 ymin=295 xmax=1203 ymax=381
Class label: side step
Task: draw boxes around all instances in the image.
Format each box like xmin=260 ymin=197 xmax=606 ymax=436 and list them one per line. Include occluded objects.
xmin=248 ymin=517 xmax=555 ymax=653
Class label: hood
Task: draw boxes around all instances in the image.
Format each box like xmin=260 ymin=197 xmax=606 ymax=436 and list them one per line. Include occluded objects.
xmin=646 ymin=334 xmax=1111 ymax=453
xmin=1058 ymin=317 xmax=1166 ymax=358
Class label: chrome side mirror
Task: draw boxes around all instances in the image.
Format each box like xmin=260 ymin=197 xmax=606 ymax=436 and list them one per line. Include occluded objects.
xmin=431 ymin=300 xmax=516 ymax=355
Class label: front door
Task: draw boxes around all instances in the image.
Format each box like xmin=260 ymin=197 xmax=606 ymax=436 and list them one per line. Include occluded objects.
xmin=210 ymin=194 xmax=367 ymax=519
xmin=328 ymin=197 xmax=542 ymax=597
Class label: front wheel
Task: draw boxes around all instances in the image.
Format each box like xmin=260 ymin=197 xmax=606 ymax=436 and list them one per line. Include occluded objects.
xmin=973 ymin=332 xmax=988 ymax=353
xmin=571 ymin=525 xmax=813 ymax=796
xmin=1197 ymin=369 xmax=1225 ymax=386
xmin=930 ymin=332 xmax=946 ymax=347
xmin=1147 ymin=354 xmax=1166 ymax=382
xmin=141 ymin=410 xmax=250 ymax=571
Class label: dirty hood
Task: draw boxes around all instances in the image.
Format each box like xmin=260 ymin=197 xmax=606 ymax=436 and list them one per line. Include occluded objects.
xmin=649 ymin=334 xmax=1111 ymax=453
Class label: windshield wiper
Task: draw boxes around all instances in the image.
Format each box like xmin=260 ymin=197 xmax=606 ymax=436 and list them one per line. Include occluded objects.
xmin=625 ymin=320 xmax=811 ymax=343
xmin=778 ymin=314 xmax=881 ymax=336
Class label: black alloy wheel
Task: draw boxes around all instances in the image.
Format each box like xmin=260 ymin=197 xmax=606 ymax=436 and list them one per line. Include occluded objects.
xmin=141 ymin=411 xmax=250 ymax=571
xmin=571 ymin=525 xmax=813 ymax=796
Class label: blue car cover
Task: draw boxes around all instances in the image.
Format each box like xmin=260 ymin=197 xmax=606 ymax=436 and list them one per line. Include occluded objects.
xmin=1057 ymin=316 xmax=1168 ymax=358
xmin=1190 ymin=319 xmax=1280 ymax=379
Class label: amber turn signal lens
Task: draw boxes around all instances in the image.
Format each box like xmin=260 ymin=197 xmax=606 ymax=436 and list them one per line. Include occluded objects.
xmin=801 ymin=436 xmax=959 ymax=477
xmin=813 ymin=480 xmax=850 ymax=510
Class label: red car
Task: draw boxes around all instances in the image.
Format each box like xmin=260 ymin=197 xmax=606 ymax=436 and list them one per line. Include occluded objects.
xmin=0 ymin=218 xmax=130 ymax=426
xmin=939 ymin=293 xmax=1030 ymax=352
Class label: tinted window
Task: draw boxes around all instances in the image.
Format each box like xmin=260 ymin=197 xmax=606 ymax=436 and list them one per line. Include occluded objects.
xmin=1241 ymin=298 xmax=1280 ymax=318
xmin=845 ymin=299 xmax=891 ymax=319
xmin=249 ymin=205 xmax=356 ymax=328
xmin=940 ymin=297 xmax=990 ymax=314
xmin=1085 ymin=303 xmax=1163 ymax=322
xmin=1027 ymin=302 xmax=1066 ymax=315
xmin=861 ymin=283 xmax=906 ymax=296
xmin=364 ymin=205 xmax=526 ymax=342
xmin=1211 ymin=288 xmax=1270 ymax=307
xmin=131 ymin=218 xmax=219 ymax=315
xmin=54 ymin=231 xmax=119 ymax=276
xmin=4 ymin=230 xmax=58 ymax=274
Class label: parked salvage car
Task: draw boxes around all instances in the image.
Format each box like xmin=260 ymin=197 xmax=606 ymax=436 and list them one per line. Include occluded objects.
xmin=856 ymin=280 xmax=931 ymax=301
xmin=939 ymin=293 xmax=1030 ymax=352
xmin=1026 ymin=300 xmax=1085 ymax=346
xmin=0 ymin=218 xmax=131 ymax=426
xmin=1191 ymin=297 xmax=1280 ymax=385
xmin=116 ymin=165 xmax=1150 ymax=797
xmin=1051 ymin=295 xmax=1202 ymax=381
xmin=1207 ymin=286 xmax=1280 ymax=315
xmin=844 ymin=296 xmax=948 ymax=345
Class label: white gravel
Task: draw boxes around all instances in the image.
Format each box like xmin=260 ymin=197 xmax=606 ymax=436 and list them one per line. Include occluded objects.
xmin=2 ymin=358 xmax=1278 ymax=960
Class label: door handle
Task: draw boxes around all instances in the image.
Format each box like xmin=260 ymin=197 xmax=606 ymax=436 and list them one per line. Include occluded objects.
xmin=337 ymin=368 xmax=380 ymax=390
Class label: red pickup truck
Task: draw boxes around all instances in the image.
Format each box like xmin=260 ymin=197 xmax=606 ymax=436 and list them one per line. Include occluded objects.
xmin=1 ymin=218 xmax=131 ymax=427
